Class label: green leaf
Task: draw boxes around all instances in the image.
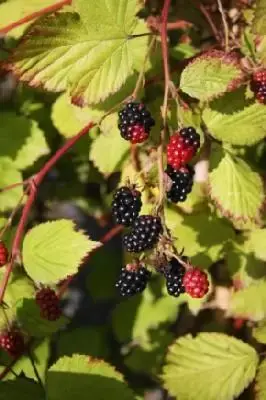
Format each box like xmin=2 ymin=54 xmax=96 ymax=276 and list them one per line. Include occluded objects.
xmin=0 ymin=112 xmax=49 ymax=170
xmin=253 ymin=321 xmax=266 ymax=344
xmin=0 ymin=157 xmax=23 ymax=212
xmin=248 ymin=229 xmax=266 ymax=261
xmin=1 ymin=339 xmax=50 ymax=384
xmin=22 ymin=219 xmax=100 ymax=284
xmin=180 ymin=51 xmax=244 ymax=101
xmin=112 ymin=284 xmax=181 ymax=343
xmin=203 ymin=103 xmax=266 ymax=146
xmin=256 ymin=359 xmax=266 ymax=400
xmin=52 ymin=94 xmax=101 ymax=138
xmin=47 ymin=355 xmax=136 ymax=400
xmin=17 ymin=298 xmax=68 ymax=337
xmin=8 ymin=0 xmax=145 ymax=105
xmin=162 ymin=333 xmax=258 ymax=400
xmin=229 ymin=281 xmax=266 ymax=320
xmin=90 ymin=117 xmax=130 ymax=175
xmin=0 ymin=378 xmax=43 ymax=400
xmin=253 ymin=0 xmax=266 ymax=35
xmin=209 ymin=150 xmax=264 ymax=224
xmin=0 ymin=269 xmax=35 ymax=307
xmin=165 ymin=206 xmax=235 ymax=269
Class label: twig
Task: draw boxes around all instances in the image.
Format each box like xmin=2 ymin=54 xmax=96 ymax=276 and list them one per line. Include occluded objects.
xmin=157 ymin=0 xmax=171 ymax=216
xmin=27 ymin=348 xmax=45 ymax=390
xmin=0 ymin=191 xmax=27 ymax=240
xmin=0 ymin=179 xmax=30 ymax=194
xmin=0 ymin=122 xmax=95 ymax=304
xmin=192 ymin=0 xmax=220 ymax=43
xmin=216 ymin=0 xmax=229 ymax=52
xmin=0 ymin=0 xmax=72 ymax=34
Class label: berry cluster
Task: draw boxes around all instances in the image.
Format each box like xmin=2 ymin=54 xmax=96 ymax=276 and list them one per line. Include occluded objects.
xmin=35 ymin=287 xmax=62 ymax=321
xmin=251 ymin=70 xmax=266 ymax=104
xmin=166 ymin=127 xmax=200 ymax=203
xmin=115 ymin=264 xmax=151 ymax=297
xmin=112 ymin=186 xmax=142 ymax=227
xmin=118 ymin=102 xmax=155 ymax=144
xmin=123 ymin=215 xmax=162 ymax=253
xmin=0 ymin=241 xmax=8 ymax=267
xmin=0 ymin=330 xmax=24 ymax=357
xmin=160 ymin=257 xmax=209 ymax=299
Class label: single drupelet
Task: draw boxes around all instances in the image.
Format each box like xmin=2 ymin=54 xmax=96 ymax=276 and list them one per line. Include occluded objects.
xmin=35 ymin=287 xmax=62 ymax=321
xmin=115 ymin=264 xmax=151 ymax=297
xmin=165 ymin=164 xmax=194 ymax=203
xmin=167 ymin=127 xmax=200 ymax=169
xmin=163 ymin=257 xmax=186 ymax=297
xmin=0 ymin=241 xmax=8 ymax=267
xmin=0 ymin=330 xmax=24 ymax=357
xmin=123 ymin=215 xmax=162 ymax=253
xmin=183 ymin=268 xmax=209 ymax=298
xmin=251 ymin=70 xmax=266 ymax=104
xmin=112 ymin=186 xmax=142 ymax=227
xmin=118 ymin=101 xmax=155 ymax=144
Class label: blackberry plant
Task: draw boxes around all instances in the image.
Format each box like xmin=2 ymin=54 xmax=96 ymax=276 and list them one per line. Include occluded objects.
xmin=115 ymin=264 xmax=151 ymax=297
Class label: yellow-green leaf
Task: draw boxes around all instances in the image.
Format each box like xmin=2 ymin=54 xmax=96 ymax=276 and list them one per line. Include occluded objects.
xmin=22 ymin=219 xmax=100 ymax=284
xmin=47 ymin=355 xmax=135 ymax=400
xmin=0 ymin=157 xmax=23 ymax=212
xmin=229 ymin=281 xmax=266 ymax=320
xmin=162 ymin=333 xmax=258 ymax=400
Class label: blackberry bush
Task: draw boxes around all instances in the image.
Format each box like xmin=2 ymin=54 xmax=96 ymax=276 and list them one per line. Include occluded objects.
xmin=112 ymin=186 xmax=142 ymax=227
xmin=165 ymin=164 xmax=194 ymax=203
xmin=118 ymin=101 xmax=155 ymax=144
xmin=123 ymin=215 xmax=162 ymax=253
xmin=115 ymin=264 xmax=151 ymax=297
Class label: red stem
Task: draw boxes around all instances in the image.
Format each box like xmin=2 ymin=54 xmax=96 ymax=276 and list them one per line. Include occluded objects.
xmin=57 ymin=224 xmax=123 ymax=298
xmin=0 ymin=0 xmax=72 ymax=34
xmin=0 ymin=122 xmax=95 ymax=304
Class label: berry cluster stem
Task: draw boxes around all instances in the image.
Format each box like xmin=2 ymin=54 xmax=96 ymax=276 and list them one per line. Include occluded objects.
xmin=0 ymin=122 xmax=95 ymax=304
xmin=157 ymin=0 xmax=171 ymax=214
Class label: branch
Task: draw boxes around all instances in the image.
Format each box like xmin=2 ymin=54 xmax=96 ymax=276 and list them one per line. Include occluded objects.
xmin=216 ymin=0 xmax=229 ymax=52
xmin=0 ymin=122 xmax=95 ymax=304
xmin=0 ymin=0 xmax=72 ymax=34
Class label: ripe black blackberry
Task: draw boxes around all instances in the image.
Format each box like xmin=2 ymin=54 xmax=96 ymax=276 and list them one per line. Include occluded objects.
xmin=112 ymin=186 xmax=142 ymax=227
xmin=163 ymin=257 xmax=186 ymax=297
xmin=179 ymin=127 xmax=201 ymax=148
xmin=35 ymin=287 xmax=62 ymax=321
xmin=0 ymin=330 xmax=24 ymax=357
xmin=115 ymin=264 xmax=151 ymax=297
xmin=118 ymin=101 xmax=155 ymax=144
xmin=165 ymin=164 xmax=194 ymax=203
xmin=123 ymin=215 xmax=162 ymax=253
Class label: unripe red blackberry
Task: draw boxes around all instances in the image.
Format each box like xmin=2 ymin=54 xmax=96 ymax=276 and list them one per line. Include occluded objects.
xmin=167 ymin=127 xmax=200 ymax=169
xmin=0 ymin=241 xmax=8 ymax=267
xmin=112 ymin=186 xmax=142 ymax=227
xmin=115 ymin=264 xmax=151 ymax=297
xmin=123 ymin=215 xmax=162 ymax=253
xmin=0 ymin=330 xmax=24 ymax=357
xmin=165 ymin=164 xmax=194 ymax=203
xmin=35 ymin=287 xmax=61 ymax=321
xmin=163 ymin=257 xmax=186 ymax=297
xmin=118 ymin=102 xmax=155 ymax=144
xmin=183 ymin=268 xmax=209 ymax=298
xmin=251 ymin=70 xmax=266 ymax=104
